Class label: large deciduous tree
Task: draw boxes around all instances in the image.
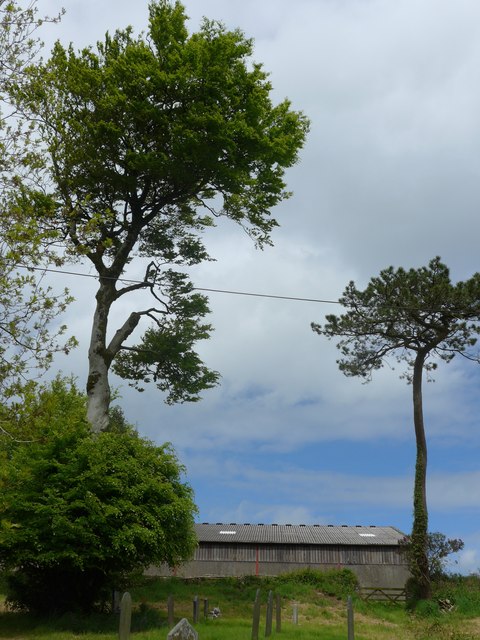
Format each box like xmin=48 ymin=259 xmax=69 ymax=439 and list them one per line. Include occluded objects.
xmin=311 ymin=257 xmax=480 ymax=600
xmin=18 ymin=0 xmax=309 ymax=433
xmin=0 ymin=1 xmax=73 ymax=400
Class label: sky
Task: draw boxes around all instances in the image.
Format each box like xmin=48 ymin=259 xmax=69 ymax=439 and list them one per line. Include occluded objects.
xmin=36 ymin=0 xmax=480 ymax=574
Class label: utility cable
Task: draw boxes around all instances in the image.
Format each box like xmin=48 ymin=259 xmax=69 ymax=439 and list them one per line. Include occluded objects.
xmin=13 ymin=262 xmax=342 ymax=305
xmin=12 ymin=262 xmax=476 ymax=315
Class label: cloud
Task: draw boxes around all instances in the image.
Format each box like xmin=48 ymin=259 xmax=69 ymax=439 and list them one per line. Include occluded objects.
xmin=184 ymin=454 xmax=411 ymax=509
xmin=184 ymin=454 xmax=480 ymax=513
xmin=456 ymin=547 xmax=480 ymax=575
xmin=429 ymin=472 xmax=480 ymax=510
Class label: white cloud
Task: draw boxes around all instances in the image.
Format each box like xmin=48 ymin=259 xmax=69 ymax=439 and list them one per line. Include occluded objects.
xmin=456 ymin=548 xmax=480 ymax=576
xmin=429 ymin=472 xmax=480 ymax=510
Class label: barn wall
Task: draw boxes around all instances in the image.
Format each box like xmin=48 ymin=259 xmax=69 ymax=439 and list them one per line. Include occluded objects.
xmin=147 ymin=543 xmax=410 ymax=588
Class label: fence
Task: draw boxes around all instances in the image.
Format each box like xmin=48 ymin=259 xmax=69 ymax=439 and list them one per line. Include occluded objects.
xmin=252 ymin=590 xmax=355 ymax=639
xmin=251 ymin=589 xmax=282 ymax=640
xmin=118 ymin=588 xmax=362 ymax=639
xmin=359 ymin=586 xmax=406 ymax=603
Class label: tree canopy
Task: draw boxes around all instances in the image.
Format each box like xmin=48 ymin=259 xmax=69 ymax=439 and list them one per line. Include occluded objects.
xmin=401 ymin=532 xmax=464 ymax=581
xmin=17 ymin=0 xmax=309 ymax=432
xmin=312 ymin=257 xmax=480 ymax=600
xmin=0 ymin=0 xmax=73 ymax=400
xmin=0 ymin=378 xmax=197 ymax=613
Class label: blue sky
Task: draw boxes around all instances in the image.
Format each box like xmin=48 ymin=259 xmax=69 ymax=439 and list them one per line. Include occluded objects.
xmin=40 ymin=0 xmax=480 ymax=574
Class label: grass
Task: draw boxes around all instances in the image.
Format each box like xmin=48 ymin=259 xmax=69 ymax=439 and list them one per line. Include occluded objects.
xmin=1 ymin=571 xmax=480 ymax=639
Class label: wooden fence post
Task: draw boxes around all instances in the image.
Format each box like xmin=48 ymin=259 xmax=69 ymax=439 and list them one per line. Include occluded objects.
xmin=265 ymin=590 xmax=273 ymax=637
xmin=252 ymin=588 xmax=261 ymax=640
xmin=168 ymin=594 xmax=174 ymax=627
xmin=203 ymin=598 xmax=209 ymax=619
xmin=193 ymin=595 xmax=199 ymax=623
xmin=347 ymin=596 xmax=355 ymax=640
xmin=275 ymin=594 xmax=281 ymax=633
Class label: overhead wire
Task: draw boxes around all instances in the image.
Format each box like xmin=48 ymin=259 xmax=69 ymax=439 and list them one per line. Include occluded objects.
xmin=13 ymin=262 xmax=342 ymax=305
xmin=12 ymin=262 xmax=477 ymax=315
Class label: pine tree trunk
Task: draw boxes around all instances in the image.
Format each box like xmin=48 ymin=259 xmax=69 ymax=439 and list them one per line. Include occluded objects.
xmin=410 ymin=350 xmax=431 ymax=600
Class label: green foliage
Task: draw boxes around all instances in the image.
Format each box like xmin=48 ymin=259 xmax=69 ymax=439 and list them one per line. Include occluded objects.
xmin=413 ymin=597 xmax=441 ymax=618
xmin=0 ymin=376 xmax=86 ymax=454
xmin=15 ymin=0 xmax=309 ymax=431
xmin=0 ymin=2 xmax=73 ymax=401
xmin=312 ymin=257 xmax=480 ymax=601
xmin=428 ymin=533 xmax=464 ymax=579
xmin=401 ymin=532 xmax=464 ymax=581
xmin=312 ymin=257 xmax=480 ymax=382
xmin=2 ymin=573 xmax=480 ymax=639
xmin=111 ymin=271 xmax=219 ymax=401
xmin=0 ymin=380 xmax=197 ymax=613
xmin=130 ymin=570 xmax=358 ymax=615
xmin=405 ymin=575 xmax=426 ymax=611
xmin=29 ymin=1 xmax=308 ymax=252
xmin=274 ymin=568 xmax=358 ymax=599
xmin=432 ymin=573 xmax=480 ymax=617
xmin=0 ymin=0 xmax=63 ymax=174
xmin=0 ymin=253 xmax=76 ymax=401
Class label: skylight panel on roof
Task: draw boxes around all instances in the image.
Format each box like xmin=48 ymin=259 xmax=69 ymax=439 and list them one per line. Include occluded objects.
xmin=219 ymin=531 xmax=236 ymax=535
xmin=358 ymin=533 xmax=376 ymax=537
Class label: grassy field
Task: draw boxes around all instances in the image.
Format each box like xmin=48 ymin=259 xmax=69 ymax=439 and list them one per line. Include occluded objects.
xmin=1 ymin=571 xmax=480 ymax=639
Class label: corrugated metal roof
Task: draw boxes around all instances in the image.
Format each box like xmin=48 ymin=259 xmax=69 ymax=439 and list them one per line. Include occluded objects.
xmin=195 ymin=523 xmax=405 ymax=546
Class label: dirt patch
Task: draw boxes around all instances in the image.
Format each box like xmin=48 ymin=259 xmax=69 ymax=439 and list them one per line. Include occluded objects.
xmin=354 ymin=611 xmax=399 ymax=627
xmin=464 ymin=617 xmax=480 ymax=633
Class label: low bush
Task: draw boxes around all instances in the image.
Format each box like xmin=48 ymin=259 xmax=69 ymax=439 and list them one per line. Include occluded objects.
xmin=273 ymin=568 xmax=359 ymax=599
xmin=414 ymin=598 xmax=441 ymax=618
xmin=432 ymin=573 xmax=480 ymax=617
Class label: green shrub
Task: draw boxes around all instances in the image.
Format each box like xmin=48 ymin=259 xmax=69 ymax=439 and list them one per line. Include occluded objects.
xmin=273 ymin=568 xmax=358 ymax=599
xmin=405 ymin=575 xmax=424 ymax=611
xmin=414 ymin=598 xmax=441 ymax=618
xmin=432 ymin=574 xmax=480 ymax=617
xmin=0 ymin=381 xmax=197 ymax=614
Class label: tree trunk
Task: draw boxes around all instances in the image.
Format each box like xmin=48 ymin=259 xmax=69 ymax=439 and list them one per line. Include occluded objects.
xmin=86 ymin=281 xmax=115 ymax=434
xmin=410 ymin=350 xmax=431 ymax=600
xmin=86 ymin=278 xmax=143 ymax=434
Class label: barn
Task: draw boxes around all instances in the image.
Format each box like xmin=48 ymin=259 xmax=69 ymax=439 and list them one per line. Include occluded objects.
xmin=150 ymin=523 xmax=410 ymax=589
